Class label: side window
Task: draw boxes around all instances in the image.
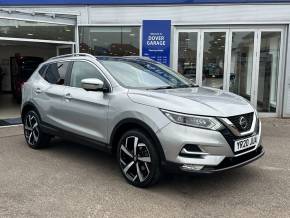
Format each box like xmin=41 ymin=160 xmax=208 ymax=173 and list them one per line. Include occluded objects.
xmin=44 ymin=62 xmax=70 ymax=85
xmin=70 ymin=61 xmax=104 ymax=88
xmin=38 ymin=65 xmax=47 ymax=77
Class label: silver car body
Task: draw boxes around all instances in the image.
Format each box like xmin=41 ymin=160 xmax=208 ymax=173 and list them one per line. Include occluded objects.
xmin=21 ymin=54 xmax=264 ymax=172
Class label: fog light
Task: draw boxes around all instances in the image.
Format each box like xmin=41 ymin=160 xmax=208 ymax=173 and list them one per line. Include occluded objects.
xmin=180 ymin=164 xmax=204 ymax=172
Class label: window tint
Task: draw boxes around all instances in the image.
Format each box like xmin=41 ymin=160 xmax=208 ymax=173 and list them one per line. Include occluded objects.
xmin=44 ymin=62 xmax=70 ymax=85
xmin=38 ymin=65 xmax=47 ymax=77
xmin=70 ymin=61 xmax=104 ymax=88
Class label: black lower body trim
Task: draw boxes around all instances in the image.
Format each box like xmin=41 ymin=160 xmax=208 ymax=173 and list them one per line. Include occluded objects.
xmin=40 ymin=121 xmax=112 ymax=153
xmin=163 ymin=146 xmax=264 ymax=174
xmin=204 ymin=146 xmax=264 ymax=172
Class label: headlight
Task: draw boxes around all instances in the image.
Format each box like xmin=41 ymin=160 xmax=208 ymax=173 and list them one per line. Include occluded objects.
xmin=161 ymin=109 xmax=223 ymax=130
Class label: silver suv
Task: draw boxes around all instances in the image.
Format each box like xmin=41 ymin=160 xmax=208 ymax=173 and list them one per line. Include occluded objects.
xmin=21 ymin=53 xmax=264 ymax=187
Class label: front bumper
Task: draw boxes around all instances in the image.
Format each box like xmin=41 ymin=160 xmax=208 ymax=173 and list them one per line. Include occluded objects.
xmin=164 ymin=146 xmax=264 ymax=173
xmin=156 ymin=119 xmax=263 ymax=173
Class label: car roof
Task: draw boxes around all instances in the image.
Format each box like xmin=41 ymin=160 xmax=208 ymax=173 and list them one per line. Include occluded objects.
xmin=43 ymin=54 xmax=158 ymax=72
xmin=96 ymin=56 xmax=155 ymax=62
xmin=46 ymin=53 xmax=157 ymax=65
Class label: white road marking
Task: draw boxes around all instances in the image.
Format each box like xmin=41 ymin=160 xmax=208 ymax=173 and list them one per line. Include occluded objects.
xmin=259 ymin=166 xmax=290 ymax=171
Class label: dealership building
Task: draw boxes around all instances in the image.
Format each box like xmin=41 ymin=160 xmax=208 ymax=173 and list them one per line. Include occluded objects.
xmin=0 ymin=0 xmax=290 ymax=124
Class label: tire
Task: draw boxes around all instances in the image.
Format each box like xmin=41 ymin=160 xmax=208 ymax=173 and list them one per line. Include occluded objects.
xmin=23 ymin=110 xmax=51 ymax=149
xmin=117 ymin=129 xmax=161 ymax=188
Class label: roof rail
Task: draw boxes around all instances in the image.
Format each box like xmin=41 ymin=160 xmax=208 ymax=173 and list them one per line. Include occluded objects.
xmin=48 ymin=53 xmax=96 ymax=61
xmin=122 ymin=56 xmax=155 ymax=61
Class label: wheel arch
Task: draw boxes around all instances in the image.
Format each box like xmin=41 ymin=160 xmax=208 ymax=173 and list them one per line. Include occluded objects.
xmin=110 ymin=118 xmax=166 ymax=163
xmin=21 ymin=102 xmax=42 ymax=123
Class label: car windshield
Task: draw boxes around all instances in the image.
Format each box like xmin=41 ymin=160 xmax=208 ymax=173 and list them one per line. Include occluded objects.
xmin=99 ymin=58 xmax=197 ymax=89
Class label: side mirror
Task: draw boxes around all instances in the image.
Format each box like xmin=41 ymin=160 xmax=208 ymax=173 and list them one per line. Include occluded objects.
xmin=81 ymin=78 xmax=104 ymax=91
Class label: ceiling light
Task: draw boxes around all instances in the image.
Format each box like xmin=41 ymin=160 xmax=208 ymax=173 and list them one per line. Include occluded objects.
xmin=27 ymin=33 xmax=34 ymax=36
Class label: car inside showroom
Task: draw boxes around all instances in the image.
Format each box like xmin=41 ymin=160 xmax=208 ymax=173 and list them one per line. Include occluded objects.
xmin=1 ymin=0 xmax=290 ymax=127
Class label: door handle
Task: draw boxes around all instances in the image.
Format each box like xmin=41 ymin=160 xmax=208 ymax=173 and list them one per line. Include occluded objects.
xmin=64 ymin=93 xmax=72 ymax=101
xmin=34 ymin=88 xmax=42 ymax=94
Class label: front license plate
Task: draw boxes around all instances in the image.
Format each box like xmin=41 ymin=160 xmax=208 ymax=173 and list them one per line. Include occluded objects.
xmin=234 ymin=135 xmax=258 ymax=152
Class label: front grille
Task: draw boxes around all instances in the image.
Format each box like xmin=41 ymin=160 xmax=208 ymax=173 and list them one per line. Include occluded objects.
xmin=220 ymin=120 xmax=259 ymax=155
xmin=228 ymin=112 xmax=254 ymax=132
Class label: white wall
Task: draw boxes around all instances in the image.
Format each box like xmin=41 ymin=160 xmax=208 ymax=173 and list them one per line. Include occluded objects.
xmin=8 ymin=4 xmax=290 ymax=25
xmin=84 ymin=5 xmax=290 ymax=25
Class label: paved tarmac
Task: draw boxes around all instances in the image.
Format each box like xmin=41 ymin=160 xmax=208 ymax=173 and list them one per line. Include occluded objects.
xmin=0 ymin=119 xmax=289 ymax=218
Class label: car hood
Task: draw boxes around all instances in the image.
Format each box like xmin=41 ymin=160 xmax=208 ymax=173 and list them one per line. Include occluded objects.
xmin=128 ymin=87 xmax=254 ymax=117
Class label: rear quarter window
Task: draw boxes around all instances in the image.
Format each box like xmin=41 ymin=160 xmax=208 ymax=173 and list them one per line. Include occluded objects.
xmin=41 ymin=62 xmax=70 ymax=85
xmin=38 ymin=65 xmax=47 ymax=77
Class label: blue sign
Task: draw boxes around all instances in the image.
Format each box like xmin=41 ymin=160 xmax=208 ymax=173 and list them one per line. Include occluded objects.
xmin=142 ymin=20 xmax=171 ymax=66
xmin=1 ymin=0 xmax=290 ymax=5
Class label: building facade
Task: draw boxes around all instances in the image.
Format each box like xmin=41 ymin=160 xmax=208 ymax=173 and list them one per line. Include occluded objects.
xmin=1 ymin=0 xmax=290 ymax=117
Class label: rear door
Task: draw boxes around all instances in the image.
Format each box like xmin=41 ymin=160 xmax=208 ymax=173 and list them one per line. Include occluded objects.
xmin=60 ymin=60 xmax=110 ymax=144
xmin=33 ymin=61 xmax=71 ymax=128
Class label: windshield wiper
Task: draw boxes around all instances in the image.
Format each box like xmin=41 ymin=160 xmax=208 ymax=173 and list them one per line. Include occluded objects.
xmin=175 ymin=84 xmax=199 ymax=88
xmin=148 ymin=84 xmax=198 ymax=90
xmin=149 ymin=86 xmax=174 ymax=90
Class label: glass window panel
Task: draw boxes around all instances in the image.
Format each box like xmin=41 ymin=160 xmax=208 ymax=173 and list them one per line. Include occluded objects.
xmin=44 ymin=62 xmax=70 ymax=85
xmin=70 ymin=61 xmax=104 ymax=88
xmin=202 ymin=32 xmax=226 ymax=89
xmin=0 ymin=19 xmax=74 ymax=41
xmin=177 ymin=32 xmax=198 ymax=83
xmin=79 ymin=26 xmax=140 ymax=56
xmin=257 ymin=32 xmax=281 ymax=113
xmin=230 ymin=32 xmax=255 ymax=101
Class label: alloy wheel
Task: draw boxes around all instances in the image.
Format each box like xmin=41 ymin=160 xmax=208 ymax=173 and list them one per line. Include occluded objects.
xmin=24 ymin=114 xmax=40 ymax=146
xmin=119 ymin=136 xmax=152 ymax=183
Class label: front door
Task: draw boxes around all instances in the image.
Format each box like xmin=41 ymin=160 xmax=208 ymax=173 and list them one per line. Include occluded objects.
xmin=61 ymin=60 xmax=109 ymax=144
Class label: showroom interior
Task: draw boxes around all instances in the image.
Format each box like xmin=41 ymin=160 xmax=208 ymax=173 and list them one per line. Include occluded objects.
xmin=0 ymin=10 xmax=75 ymax=126
xmin=0 ymin=41 xmax=72 ymax=120
xmin=1 ymin=2 xmax=290 ymax=127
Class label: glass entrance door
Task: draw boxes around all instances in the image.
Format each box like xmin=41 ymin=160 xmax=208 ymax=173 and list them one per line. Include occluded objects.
xmin=256 ymin=31 xmax=282 ymax=113
xmin=201 ymin=31 xmax=227 ymax=89
xmin=175 ymin=31 xmax=199 ymax=83
xmin=228 ymin=29 xmax=283 ymax=114
xmin=229 ymin=31 xmax=255 ymax=102
xmin=175 ymin=27 xmax=284 ymax=116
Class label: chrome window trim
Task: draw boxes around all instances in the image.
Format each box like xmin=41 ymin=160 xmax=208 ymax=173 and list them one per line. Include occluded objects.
xmin=42 ymin=57 xmax=114 ymax=92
